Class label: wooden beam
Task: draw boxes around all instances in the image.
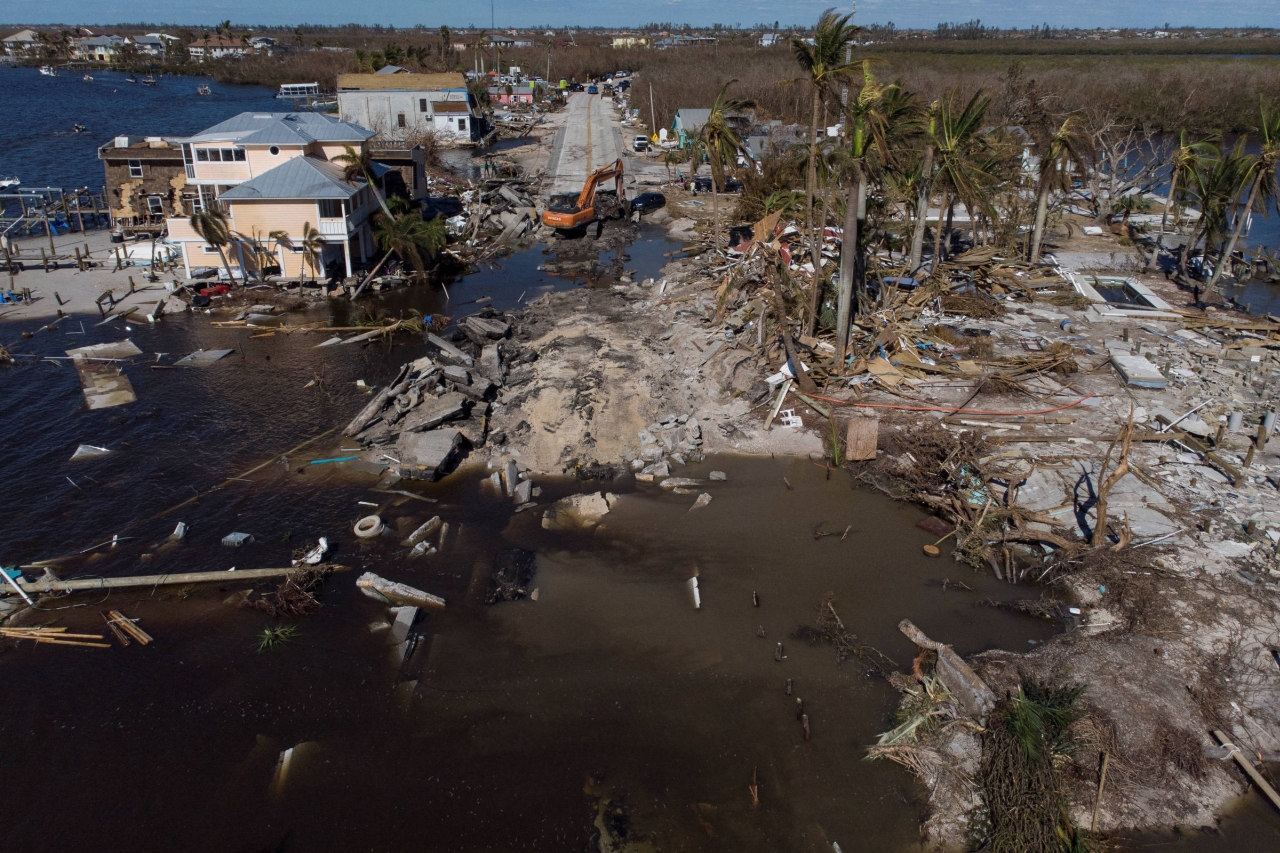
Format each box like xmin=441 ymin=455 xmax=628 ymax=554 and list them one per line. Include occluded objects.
xmin=9 ymin=566 xmax=346 ymax=596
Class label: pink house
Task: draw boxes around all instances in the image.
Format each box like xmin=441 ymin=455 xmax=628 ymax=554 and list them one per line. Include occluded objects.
xmin=488 ymin=87 xmax=534 ymax=106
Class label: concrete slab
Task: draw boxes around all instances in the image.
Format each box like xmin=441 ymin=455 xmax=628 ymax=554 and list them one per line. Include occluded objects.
xmin=395 ymin=429 xmax=464 ymax=481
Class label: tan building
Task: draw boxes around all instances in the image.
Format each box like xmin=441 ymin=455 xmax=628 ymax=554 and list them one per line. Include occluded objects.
xmin=163 ymin=111 xmax=381 ymax=280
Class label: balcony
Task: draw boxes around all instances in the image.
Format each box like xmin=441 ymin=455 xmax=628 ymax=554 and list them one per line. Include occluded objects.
xmin=317 ymin=218 xmax=348 ymax=237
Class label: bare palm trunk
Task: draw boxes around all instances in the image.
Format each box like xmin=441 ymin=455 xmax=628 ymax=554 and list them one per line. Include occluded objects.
xmin=943 ymin=200 xmax=956 ymax=258
xmin=835 ymin=172 xmax=861 ymax=357
xmin=908 ymin=145 xmax=934 ymax=271
xmin=1159 ymin=171 xmax=1179 ymax=234
xmin=930 ymin=188 xmax=949 ymax=271
xmin=216 ymin=246 xmax=236 ymax=284
xmin=1029 ymin=178 xmax=1052 ymax=263
xmin=711 ymin=179 xmax=720 ymax=246
xmin=1208 ymin=173 xmax=1260 ymax=290
xmin=805 ymin=91 xmax=822 ymax=334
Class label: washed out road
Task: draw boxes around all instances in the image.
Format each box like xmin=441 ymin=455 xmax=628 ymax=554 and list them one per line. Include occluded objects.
xmin=546 ymin=93 xmax=622 ymax=198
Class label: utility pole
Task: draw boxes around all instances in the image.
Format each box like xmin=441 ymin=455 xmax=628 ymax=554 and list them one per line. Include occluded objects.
xmin=649 ymin=80 xmax=657 ymax=139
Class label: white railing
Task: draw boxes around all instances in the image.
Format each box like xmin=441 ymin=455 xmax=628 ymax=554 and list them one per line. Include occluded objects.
xmin=317 ymin=218 xmax=347 ymax=236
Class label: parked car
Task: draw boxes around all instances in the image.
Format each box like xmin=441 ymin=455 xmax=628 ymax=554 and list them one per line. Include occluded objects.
xmin=690 ymin=177 xmax=744 ymax=194
xmin=587 ymin=84 xmax=598 ymax=94
xmin=633 ymin=135 xmax=649 ymax=152
xmin=615 ymin=70 xmax=630 ymax=78
xmin=569 ymin=82 xmax=585 ymax=92
xmin=630 ymin=192 xmax=666 ymax=214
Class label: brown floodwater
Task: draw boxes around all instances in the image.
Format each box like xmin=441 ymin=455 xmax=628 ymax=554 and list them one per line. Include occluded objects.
xmin=1 ymin=233 xmax=1276 ymax=852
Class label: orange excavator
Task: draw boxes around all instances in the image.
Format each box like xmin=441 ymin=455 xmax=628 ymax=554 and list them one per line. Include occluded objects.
xmin=541 ymin=158 xmax=628 ymax=230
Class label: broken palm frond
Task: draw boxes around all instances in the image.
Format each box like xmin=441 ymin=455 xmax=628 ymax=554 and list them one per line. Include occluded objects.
xmin=1048 ymin=291 xmax=1093 ymax=309
xmin=875 ymin=671 xmax=964 ymax=746
xmin=985 ymin=343 xmax=1080 ymax=379
xmin=976 ymin=675 xmax=1086 ymax=853
xmin=347 ymin=309 xmax=448 ymax=339
xmin=246 ymin=567 xmax=331 ymax=618
xmin=940 ymin=291 xmax=1006 ymax=319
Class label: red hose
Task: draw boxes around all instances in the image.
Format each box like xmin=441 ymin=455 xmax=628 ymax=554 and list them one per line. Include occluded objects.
xmin=803 ymin=392 xmax=1097 ymax=417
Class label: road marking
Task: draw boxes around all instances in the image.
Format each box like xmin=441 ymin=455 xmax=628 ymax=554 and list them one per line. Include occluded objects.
xmin=585 ymin=95 xmax=594 ymax=173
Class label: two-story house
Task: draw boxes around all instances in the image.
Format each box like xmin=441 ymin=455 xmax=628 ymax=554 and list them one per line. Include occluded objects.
xmin=336 ymin=71 xmax=484 ymax=144
xmin=187 ymin=35 xmax=249 ymax=61
xmin=163 ymin=112 xmax=382 ymax=281
xmin=75 ymin=35 xmax=128 ymax=62
xmin=3 ymin=29 xmax=41 ymax=55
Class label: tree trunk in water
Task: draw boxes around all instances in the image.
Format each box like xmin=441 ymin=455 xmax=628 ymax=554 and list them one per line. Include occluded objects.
xmin=930 ymin=189 xmax=949 ymax=271
xmin=805 ymin=91 xmax=822 ymax=335
xmin=908 ymin=145 xmax=934 ymax=271
xmin=1208 ymin=174 xmax=1260 ymax=290
xmin=1029 ymin=179 xmax=1051 ymax=263
xmin=835 ymin=175 xmax=861 ymax=357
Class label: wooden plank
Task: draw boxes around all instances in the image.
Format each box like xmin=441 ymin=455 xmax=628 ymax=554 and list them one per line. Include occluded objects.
xmin=845 ymin=416 xmax=879 ymax=461
xmin=11 ymin=566 xmax=336 ymax=595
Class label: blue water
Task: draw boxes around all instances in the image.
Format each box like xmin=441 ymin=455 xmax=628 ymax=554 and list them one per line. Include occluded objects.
xmin=0 ymin=66 xmax=279 ymax=190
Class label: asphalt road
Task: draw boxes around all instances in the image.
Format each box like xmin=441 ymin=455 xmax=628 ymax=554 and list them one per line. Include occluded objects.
xmin=546 ymin=93 xmax=622 ymax=198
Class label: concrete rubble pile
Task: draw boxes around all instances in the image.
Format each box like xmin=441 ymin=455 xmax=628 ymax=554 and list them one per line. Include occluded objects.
xmin=341 ymin=308 xmax=522 ymax=481
xmin=458 ymin=180 xmax=544 ymax=245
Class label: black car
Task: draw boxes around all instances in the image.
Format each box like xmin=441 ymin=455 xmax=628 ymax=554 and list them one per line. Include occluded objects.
xmin=690 ymin=177 xmax=744 ymax=194
xmin=568 ymin=82 xmax=585 ymax=92
xmin=630 ymin=192 xmax=666 ymax=214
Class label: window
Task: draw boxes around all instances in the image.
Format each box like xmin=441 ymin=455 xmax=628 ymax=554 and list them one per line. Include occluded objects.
xmin=146 ymin=195 xmax=164 ymax=216
xmin=233 ymin=148 xmax=246 ymax=161
xmin=457 ymin=118 xmax=467 ymax=131
xmin=397 ymin=113 xmax=406 ymax=129
xmin=419 ymin=98 xmax=428 ymax=113
xmin=128 ymin=159 xmax=144 ymax=178
xmin=203 ymin=246 xmax=220 ymax=254
xmin=319 ymin=199 xmax=344 ymax=219
xmin=221 ymin=148 xmax=238 ymax=161
xmin=195 ymin=148 xmax=210 ymax=162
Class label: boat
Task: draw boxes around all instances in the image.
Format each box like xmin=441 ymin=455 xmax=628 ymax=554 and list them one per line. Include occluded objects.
xmin=71 ymin=123 xmax=88 ymax=134
xmin=125 ymin=74 xmax=138 ymax=83
xmin=82 ymin=74 xmax=93 ymax=82
xmin=197 ymin=84 xmax=211 ymax=96
xmin=277 ymin=82 xmax=320 ymax=99
xmin=141 ymin=75 xmax=157 ymax=87
xmin=39 ymin=65 xmax=56 ymax=77
xmin=0 ymin=177 xmax=19 ymax=191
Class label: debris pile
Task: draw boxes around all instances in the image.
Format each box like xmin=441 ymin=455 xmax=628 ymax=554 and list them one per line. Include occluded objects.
xmin=342 ymin=308 xmax=521 ymax=480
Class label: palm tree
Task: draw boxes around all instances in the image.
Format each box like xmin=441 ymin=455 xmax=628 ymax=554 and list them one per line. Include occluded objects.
xmin=834 ymin=65 xmax=918 ymax=351
xmin=271 ymin=223 xmax=324 ymax=287
xmin=333 ymin=144 xmax=394 ymax=218
xmin=189 ymin=208 xmax=238 ymax=283
xmin=1207 ymin=104 xmax=1280 ymax=290
xmin=792 ymin=8 xmax=859 ymax=326
xmin=1159 ymin=129 xmax=1217 ymax=234
xmin=907 ymin=99 xmax=940 ymax=271
xmin=929 ymin=90 xmax=996 ymax=266
xmin=1028 ymin=115 xmax=1088 ymax=263
xmin=697 ymin=80 xmax=755 ymax=246
xmin=1182 ymin=144 xmax=1249 ymax=281
xmin=373 ymin=212 xmax=447 ymax=276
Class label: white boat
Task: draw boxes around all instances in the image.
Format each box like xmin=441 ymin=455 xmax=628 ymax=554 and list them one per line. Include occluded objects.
xmin=82 ymin=74 xmax=93 ymax=82
xmin=277 ymin=82 xmax=320 ymax=99
xmin=197 ymin=84 xmax=211 ymax=96
xmin=0 ymin=177 xmax=19 ymax=190
xmin=39 ymin=65 xmax=57 ymax=76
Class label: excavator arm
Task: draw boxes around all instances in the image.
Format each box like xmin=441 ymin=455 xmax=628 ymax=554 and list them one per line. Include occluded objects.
xmin=542 ymin=159 xmax=627 ymax=230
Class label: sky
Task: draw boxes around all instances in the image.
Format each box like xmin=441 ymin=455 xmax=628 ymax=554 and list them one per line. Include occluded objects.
xmin=1 ymin=0 xmax=1276 ymax=31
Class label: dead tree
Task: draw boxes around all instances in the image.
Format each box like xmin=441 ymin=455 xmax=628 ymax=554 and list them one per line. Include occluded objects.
xmin=1091 ymin=407 xmax=1135 ymax=548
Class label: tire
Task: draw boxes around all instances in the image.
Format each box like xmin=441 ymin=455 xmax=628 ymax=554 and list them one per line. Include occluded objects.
xmin=354 ymin=515 xmax=384 ymax=538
